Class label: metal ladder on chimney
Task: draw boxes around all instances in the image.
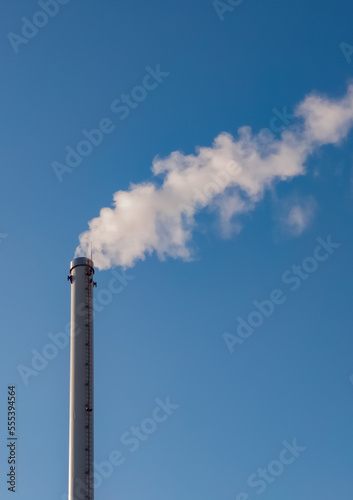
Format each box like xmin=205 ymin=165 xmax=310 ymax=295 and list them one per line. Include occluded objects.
xmin=84 ymin=268 xmax=94 ymax=500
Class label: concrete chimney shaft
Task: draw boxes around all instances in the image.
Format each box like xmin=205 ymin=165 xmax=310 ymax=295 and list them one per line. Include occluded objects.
xmin=68 ymin=257 xmax=95 ymax=500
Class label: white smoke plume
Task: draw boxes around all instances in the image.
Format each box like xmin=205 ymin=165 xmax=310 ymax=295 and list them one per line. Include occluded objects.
xmin=76 ymin=85 xmax=353 ymax=270
xmin=277 ymin=195 xmax=317 ymax=237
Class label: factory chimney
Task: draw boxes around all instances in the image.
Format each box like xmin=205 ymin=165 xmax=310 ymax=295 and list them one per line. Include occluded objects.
xmin=67 ymin=257 xmax=96 ymax=500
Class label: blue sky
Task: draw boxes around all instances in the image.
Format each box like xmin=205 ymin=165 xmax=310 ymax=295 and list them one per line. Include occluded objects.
xmin=1 ymin=0 xmax=353 ymax=499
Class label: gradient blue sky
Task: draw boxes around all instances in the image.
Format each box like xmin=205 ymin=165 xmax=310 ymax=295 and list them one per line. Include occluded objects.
xmin=1 ymin=0 xmax=353 ymax=499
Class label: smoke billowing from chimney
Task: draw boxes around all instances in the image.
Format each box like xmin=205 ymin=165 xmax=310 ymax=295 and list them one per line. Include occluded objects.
xmin=75 ymin=85 xmax=353 ymax=270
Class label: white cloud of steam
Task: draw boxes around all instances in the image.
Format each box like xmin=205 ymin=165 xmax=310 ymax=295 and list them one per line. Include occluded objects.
xmin=296 ymin=84 xmax=353 ymax=144
xmin=76 ymin=85 xmax=353 ymax=270
xmin=279 ymin=196 xmax=317 ymax=236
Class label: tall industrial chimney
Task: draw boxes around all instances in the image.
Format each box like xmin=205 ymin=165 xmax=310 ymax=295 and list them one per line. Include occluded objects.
xmin=68 ymin=257 xmax=96 ymax=500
